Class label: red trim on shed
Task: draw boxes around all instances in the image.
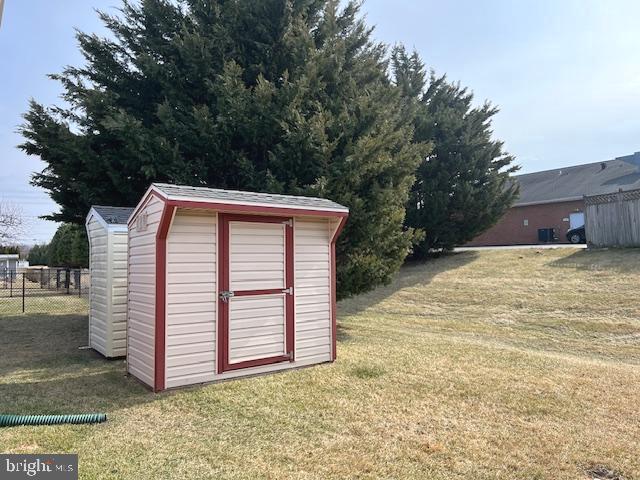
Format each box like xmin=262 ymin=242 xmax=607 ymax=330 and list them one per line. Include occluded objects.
xmin=154 ymin=203 xmax=175 ymax=392
xmin=216 ymin=213 xmax=292 ymax=223
xmin=285 ymin=220 xmax=295 ymax=361
xmin=165 ymin=198 xmax=347 ymax=219
xmin=217 ymin=214 xmax=227 ymax=374
xmin=216 ymin=212 xmax=294 ymax=373
xmin=222 ymin=354 xmax=293 ymax=371
xmin=217 ymin=215 xmax=229 ymax=375
xmin=217 ymin=214 xmax=295 ymax=373
xmin=233 ymin=288 xmax=285 ymax=297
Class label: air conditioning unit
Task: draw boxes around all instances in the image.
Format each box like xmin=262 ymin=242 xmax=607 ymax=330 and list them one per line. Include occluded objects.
xmin=537 ymin=228 xmax=557 ymax=243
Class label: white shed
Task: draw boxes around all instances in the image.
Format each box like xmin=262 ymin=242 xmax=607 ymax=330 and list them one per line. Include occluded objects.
xmin=127 ymin=184 xmax=348 ymax=391
xmin=85 ymin=206 xmax=134 ymax=358
xmin=0 ymin=254 xmax=19 ymax=280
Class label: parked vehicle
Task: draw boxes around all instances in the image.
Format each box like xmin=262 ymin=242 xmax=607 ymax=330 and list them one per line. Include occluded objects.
xmin=566 ymin=226 xmax=586 ymax=244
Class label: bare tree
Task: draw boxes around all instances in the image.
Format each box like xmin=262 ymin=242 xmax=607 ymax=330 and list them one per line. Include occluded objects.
xmin=0 ymin=201 xmax=24 ymax=244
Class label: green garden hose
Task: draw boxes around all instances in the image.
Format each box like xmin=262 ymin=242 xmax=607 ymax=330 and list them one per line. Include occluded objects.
xmin=0 ymin=413 xmax=106 ymax=427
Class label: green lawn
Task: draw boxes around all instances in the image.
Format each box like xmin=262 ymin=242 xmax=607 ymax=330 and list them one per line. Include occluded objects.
xmin=1 ymin=248 xmax=639 ymax=479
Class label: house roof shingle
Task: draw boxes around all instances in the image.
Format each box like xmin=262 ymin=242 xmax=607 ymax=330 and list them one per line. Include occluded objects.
xmin=152 ymin=183 xmax=349 ymax=212
xmin=515 ymin=152 xmax=640 ymax=206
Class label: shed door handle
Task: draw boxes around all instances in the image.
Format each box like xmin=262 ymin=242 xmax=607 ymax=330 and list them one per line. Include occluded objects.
xmin=219 ymin=291 xmax=234 ymax=303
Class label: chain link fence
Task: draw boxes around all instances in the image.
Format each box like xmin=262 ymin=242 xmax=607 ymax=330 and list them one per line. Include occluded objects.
xmin=0 ymin=268 xmax=89 ymax=316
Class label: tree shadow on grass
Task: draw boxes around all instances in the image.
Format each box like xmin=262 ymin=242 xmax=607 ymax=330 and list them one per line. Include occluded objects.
xmin=338 ymin=251 xmax=479 ymax=319
xmin=336 ymin=324 xmax=352 ymax=343
xmin=0 ymin=252 xmax=483 ymax=412
xmin=546 ymin=247 xmax=640 ymax=274
xmin=0 ymin=314 xmax=154 ymax=414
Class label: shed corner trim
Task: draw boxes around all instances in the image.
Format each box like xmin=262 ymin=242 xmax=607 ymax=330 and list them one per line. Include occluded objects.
xmin=153 ymin=203 xmax=176 ymax=393
xmin=86 ymin=207 xmax=108 ymax=230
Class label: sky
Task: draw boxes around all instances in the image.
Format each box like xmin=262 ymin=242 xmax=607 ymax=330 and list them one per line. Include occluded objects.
xmin=1 ymin=0 xmax=639 ymax=244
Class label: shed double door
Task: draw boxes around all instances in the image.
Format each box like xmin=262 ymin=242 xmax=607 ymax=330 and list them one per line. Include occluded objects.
xmin=218 ymin=214 xmax=294 ymax=373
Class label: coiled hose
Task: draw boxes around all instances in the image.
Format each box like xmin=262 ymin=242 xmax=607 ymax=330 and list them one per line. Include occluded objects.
xmin=0 ymin=413 xmax=106 ymax=427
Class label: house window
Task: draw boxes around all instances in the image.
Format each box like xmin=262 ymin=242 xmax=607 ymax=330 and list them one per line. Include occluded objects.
xmin=523 ymin=219 xmax=529 ymax=226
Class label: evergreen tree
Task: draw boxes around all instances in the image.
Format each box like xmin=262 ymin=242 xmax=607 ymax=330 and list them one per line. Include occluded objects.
xmin=20 ymin=0 xmax=425 ymax=297
xmin=27 ymin=244 xmax=49 ymax=265
xmin=392 ymin=46 xmax=519 ymax=255
xmin=48 ymin=225 xmax=72 ymax=267
xmin=0 ymin=245 xmax=20 ymax=254
xmin=48 ymin=224 xmax=88 ymax=268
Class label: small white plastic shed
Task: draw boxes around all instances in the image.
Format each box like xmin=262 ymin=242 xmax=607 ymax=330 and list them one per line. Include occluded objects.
xmin=86 ymin=206 xmax=134 ymax=358
xmin=127 ymin=183 xmax=348 ymax=391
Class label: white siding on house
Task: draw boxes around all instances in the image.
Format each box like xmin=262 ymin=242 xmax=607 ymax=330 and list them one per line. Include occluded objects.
xmin=87 ymin=217 xmax=108 ymax=356
xmin=127 ymin=195 xmax=164 ymax=388
xmin=165 ymin=209 xmax=216 ymax=388
xmin=294 ymin=218 xmax=332 ymax=362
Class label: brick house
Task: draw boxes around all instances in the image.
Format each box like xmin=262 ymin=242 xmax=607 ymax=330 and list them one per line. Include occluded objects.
xmin=468 ymin=152 xmax=640 ymax=246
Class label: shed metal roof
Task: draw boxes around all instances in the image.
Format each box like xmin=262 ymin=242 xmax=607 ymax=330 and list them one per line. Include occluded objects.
xmin=92 ymin=206 xmax=135 ymax=225
xmin=152 ymin=183 xmax=349 ymax=212
xmin=515 ymin=152 xmax=640 ymax=206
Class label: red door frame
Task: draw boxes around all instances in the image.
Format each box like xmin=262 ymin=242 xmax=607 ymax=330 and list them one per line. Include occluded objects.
xmin=217 ymin=213 xmax=295 ymax=373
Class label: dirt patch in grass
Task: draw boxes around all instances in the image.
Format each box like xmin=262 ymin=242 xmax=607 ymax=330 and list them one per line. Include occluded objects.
xmin=584 ymin=463 xmax=627 ymax=480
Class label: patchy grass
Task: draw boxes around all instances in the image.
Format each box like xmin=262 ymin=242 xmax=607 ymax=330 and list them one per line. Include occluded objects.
xmin=0 ymin=296 xmax=88 ymax=316
xmin=1 ymin=248 xmax=639 ymax=479
xmin=0 ymin=277 xmax=88 ymax=316
xmin=348 ymin=364 xmax=386 ymax=379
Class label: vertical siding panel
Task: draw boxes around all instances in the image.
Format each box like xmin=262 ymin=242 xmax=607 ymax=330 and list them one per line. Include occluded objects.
xmin=87 ymin=217 xmax=108 ymax=356
xmin=127 ymin=195 xmax=164 ymax=388
xmin=294 ymin=218 xmax=332 ymax=362
xmin=165 ymin=209 xmax=217 ymax=388
xmin=110 ymin=230 xmax=129 ymax=356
